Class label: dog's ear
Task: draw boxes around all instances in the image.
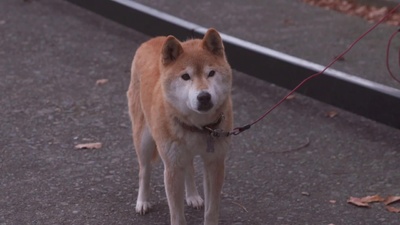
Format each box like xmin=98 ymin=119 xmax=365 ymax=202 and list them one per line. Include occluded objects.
xmin=202 ymin=28 xmax=224 ymax=57
xmin=161 ymin=36 xmax=183 ymax=65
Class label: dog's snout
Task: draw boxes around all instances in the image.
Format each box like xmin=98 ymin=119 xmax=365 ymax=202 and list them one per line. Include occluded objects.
xmin=196 ymin=91 xmax=213 ymax=112
xmin=197 ymin=91 xmax=211 ymax=104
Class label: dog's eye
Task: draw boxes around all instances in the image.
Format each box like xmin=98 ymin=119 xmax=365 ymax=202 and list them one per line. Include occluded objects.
xmin=181 ymin=73 xmax=191 ymax=81
xmin=208 ymin=70 xmax=215 ymax=78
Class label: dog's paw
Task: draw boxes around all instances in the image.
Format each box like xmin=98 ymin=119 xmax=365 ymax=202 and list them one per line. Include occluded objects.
xmin=186 ymin=195 xmax=204 ymax=209
xmin=136 ymin=201 xmax=151 ymax=215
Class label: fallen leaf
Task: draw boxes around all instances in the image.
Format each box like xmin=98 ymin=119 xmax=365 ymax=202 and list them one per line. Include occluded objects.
xmin=75 ymin=142 xmax=102 ymax=149
xmin=286 ymin=94 xmax=296 ymax=100
xmin=367 ymin=7 xmax=388 ymax=20
xmin=326 ymin=110 xmax=338 ymax=118
xmin=329 ymin=200 xmax=337 ymax=204
xmin=384 ymin=196 xmax=400 ymax=205
xmin=347 ymin=195 xmax=385 ymax=208
xmin=354 ymin=6 xmax=367 ymax=15
xmin=96 ymin=79 xmax=109 ymax=85
xmin=360 ymin=195 xmax=385 ymax=203
xmin=347 ymin=197 xmax=370 ymax=207
xmin=301 ymin=191 xmax=310 ymax=196
xmin=302 ymin=0 xmax=400 ymax=27
xmin=385 ymin=205 xmax=400 ymax=213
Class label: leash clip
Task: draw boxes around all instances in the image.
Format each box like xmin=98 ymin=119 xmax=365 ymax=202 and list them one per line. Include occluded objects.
xmin=230 ymin=124 xmax=252 ymax=136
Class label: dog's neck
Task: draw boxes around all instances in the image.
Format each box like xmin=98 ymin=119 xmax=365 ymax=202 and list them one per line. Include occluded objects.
xmin=173 ymin=113 xmax=224 ymax=134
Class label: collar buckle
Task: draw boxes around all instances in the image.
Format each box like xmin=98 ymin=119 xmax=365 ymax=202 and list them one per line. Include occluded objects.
xmin=203 ymin=113 xmax=231 ymax=138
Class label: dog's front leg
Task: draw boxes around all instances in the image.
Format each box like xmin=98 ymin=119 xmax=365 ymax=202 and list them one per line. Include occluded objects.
xmin=203 ymin=156 xmax=225 ymax=225
xmin=185 ymin=159 xmax=204 ymax=209
xmin=163 ymin=158 xmax=187 ymax=225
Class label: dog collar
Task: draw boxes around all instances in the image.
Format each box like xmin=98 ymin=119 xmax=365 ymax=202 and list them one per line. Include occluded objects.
xmin=203 ymin=113 xmax=231 ymax=138
xmin=174 ymin=113 xmax=228 ymax=137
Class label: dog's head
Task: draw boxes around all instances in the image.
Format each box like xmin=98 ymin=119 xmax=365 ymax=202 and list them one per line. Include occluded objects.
xmin=160 ymin=28 xmax=232 ymax=115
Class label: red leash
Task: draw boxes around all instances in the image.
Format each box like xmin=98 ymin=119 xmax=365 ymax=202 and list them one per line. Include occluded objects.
xmin=230 ymin=3 xmax=400 ymax=136
xmin=386 ymin=29 xmax=400 ymax=84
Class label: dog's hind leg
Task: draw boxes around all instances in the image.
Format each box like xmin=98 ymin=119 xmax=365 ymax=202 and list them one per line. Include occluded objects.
xmin=128 ymin=74 xmax=157 ymax=215
xmin=185 ymin=159 xmax=204 ymax=209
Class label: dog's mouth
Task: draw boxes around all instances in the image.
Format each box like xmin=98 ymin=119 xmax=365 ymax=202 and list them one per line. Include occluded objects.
xmin=197 ymin=102 xmax=214 ymax=112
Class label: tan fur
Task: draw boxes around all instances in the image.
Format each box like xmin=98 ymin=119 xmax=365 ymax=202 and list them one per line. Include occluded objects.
xmin=127 ymin=28 xmax=233 ymax=225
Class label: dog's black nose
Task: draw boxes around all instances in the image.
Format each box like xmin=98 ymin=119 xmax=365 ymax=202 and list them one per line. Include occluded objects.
xmin=197 ymin=91 xmax=213 ymax=111
xmin=197 ymin=91 xmax=211 ymax=104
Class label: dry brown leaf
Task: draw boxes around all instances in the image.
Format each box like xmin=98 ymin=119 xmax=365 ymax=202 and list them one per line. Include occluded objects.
xmin=360 ymin=195 xmax=385 ymax=203
xmin=384 ymin=196 xmax=400 ymax=205
xmin=75 ymin=142 xmax=102 ymax=149
xmin=302 ymin=0 xmax=400 ymax=27
xmin=96 ymin=79 xmax=109 ymax=86
xmin=347 ymin=195 xmax=385 ymax=208
xmin=386 ymin=205 xmax=400 ymax=213
xmin=347 ymin=197 xmax=370 ymax=207
xmin=326 ymin=110 xmax=338 ymax=118
xmin=354 ymin=6 xmax=367 ymax=15
xmin=286 ymin=94 xmax=296 ymax=100
xmin=348 ymin=194 xmax=400 ymax=213
xmin=367 ymin=7 xmax=388 ymax=20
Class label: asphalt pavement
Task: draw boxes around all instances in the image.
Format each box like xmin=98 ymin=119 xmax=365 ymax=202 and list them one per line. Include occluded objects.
xmin=1 ymin=0 xmax=399 ymax=225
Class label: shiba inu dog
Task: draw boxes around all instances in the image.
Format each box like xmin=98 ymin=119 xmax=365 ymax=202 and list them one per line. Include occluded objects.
xmin=127 ymin=28 xmax=233 ymax=225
